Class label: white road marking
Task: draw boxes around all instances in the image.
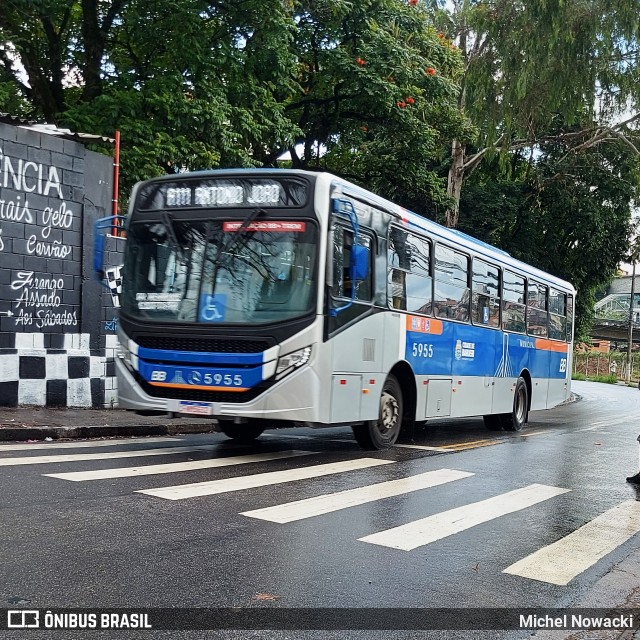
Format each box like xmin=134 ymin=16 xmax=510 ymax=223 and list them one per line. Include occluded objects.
xmin=0 ymin=437 xmax=183 ymax=452
xmin=241 ymin=469 xmax=474 ymax=523
xmin=44 ymin=450 xmax=313 ymax=481
xmin=138 ymin=458 xmax=394 ymax=500
xmin=0 ymin=446 xmax=219 ymax=466
xmin=359 ymin=484 xmax=570 ymax=551
xmin=393 ymin=444 xmax=455 ymax=452
xmin=503 ymin=500 xmax=640 ymax=585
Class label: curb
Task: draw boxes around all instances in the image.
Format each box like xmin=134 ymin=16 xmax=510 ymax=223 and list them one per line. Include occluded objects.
xmin=0 ymin=423 xmax=218 ymax=442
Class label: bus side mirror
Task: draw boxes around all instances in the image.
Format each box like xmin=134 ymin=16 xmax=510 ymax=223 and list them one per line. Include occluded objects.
xmin=94 ymin=215 xmax=127 ymax=287
xmin=352 ymin=244 xmax=369 ymax=281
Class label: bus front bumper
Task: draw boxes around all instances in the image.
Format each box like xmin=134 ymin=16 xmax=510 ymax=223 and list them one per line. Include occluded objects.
xmin=115 ymin=357 xmax=321 ymax=423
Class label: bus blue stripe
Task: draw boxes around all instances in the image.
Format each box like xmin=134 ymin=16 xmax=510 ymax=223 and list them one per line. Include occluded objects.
xmin=137 ymin=346 xmax=264 ymax=365
xmin=406 ymin=322 xmax=567 ymax=379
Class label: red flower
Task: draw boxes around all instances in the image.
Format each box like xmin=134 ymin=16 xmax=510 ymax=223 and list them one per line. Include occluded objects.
xmin=437 ymin=32 xmax=445 ymax=39
xmin=397 ymin=101 xmax=406 ymax=108
xmin=408 ymin=0 xmax=418 ymax=5
xmin=406 ymin=97 xmax=415 ymax=104
xmin=361 ymin=125 xmax=369 ymax=132
xmin=425 ymin=67 xmax=437 ymax=76
xmin=356 ymin=57 xmax=366 ymax=66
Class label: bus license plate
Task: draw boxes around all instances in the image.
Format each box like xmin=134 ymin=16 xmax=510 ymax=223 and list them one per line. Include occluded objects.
xmin=179 ymin=401 xmax=214 ymax=416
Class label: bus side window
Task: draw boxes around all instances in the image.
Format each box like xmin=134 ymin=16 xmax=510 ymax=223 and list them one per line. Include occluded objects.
xmin=566 ymin=294 xmax=574 ymax=342
xmin=502 ymin=271 xmax=526 ymax=333
xmin=387 ymin=227 xmax=432 ymax=313
xmin=434 ymin=245 xmax=469 ymax=321
xmin=332 ymin=225 xmax=373 ymax=302
xmin=472 ymin=259 xmax=500 ymax=327
xmin=527 ymin=281 xmax=548 ymax=337
xmin=548 ymin=289 xmax=567 ymax=340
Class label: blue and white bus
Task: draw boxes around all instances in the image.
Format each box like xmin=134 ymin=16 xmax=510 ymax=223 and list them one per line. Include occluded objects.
xmin=98 ymin=169 xmax=575 ymax=449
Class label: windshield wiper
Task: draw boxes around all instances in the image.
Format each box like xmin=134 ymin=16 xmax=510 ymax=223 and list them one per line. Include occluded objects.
xmin=208 ymin=208 xmax=266 ymax=298
xmin=160 ymin=211 xmax=186 ymax=263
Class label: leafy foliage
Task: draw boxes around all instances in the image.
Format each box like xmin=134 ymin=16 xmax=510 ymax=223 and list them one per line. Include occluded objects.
xmin=459 ymin=125 xmax=639 ymax=340
xmin=285 ymin=0 xmax=471 ymax=210
xmin=0 ymin=0 xmax=301 ymax=195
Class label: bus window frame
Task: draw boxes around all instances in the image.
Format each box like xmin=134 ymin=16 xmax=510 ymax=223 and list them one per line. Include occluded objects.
xmin=471 ymin=257 xmax=501 ymax=330
xmin=501 ymin=269 xmax=527 ymax=335
xmin=329 ymin=222 xmax=376 ymax=306
xmin=527 ymin=280 xmax=549 ymax=338
xmin=433 ymin=242 xmax=471 ymax=324
xmin=548 ymin=287 xmax=568 ymax=342
xmin=386 ymin=225 xmax=434 ymax=316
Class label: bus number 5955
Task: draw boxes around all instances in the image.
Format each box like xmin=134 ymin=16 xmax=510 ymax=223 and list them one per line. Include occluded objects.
xmin=412 ymin=343 xmax=434 ymax=358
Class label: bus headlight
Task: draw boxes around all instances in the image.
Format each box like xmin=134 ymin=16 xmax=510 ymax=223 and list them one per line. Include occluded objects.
xmin=275 ymin=346 xmax=312 ymax=380
xmin=117 ymin=342 xmax=132 ymax=369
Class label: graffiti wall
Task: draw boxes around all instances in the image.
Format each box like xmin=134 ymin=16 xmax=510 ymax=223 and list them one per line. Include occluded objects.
xmin=0 ymin=122 xmax=123 ymax=407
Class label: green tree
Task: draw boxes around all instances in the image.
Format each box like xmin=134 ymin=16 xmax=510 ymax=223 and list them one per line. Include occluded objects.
xmin=0 ymin=0 xmax=300 ymax=196
xmin=427 ymin=0 xmax=640 ymax=227
xmin=283 ymin=0 xmax=472 ymax=211
xmin=459 ymin=124 xmax=639 ymax=339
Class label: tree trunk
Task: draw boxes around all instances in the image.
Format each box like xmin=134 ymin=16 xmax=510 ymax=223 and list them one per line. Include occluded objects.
xmin=445 ymin=138 xmax=465 ymax=228
xmin=81 ymin=0 xmax=105 ymax=101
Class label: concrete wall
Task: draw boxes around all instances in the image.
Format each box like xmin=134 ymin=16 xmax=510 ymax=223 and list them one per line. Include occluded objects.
xmin=0 ymin=122 xmax=123 ymax=407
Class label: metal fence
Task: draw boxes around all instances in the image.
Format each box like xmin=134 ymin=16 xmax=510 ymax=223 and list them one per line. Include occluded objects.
xmin=572 ymin=352 xmax=640 ymax=383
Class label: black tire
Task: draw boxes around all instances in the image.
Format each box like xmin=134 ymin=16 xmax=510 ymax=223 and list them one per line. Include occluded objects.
xmin=483 ymin=414 xmax=503 ymax=431
xmin=501 ymin=376 xmax=529 ymax=432
xmin=217 ymin=420 xmax=265 ymax=443
xmin=352 ymin=374 xmax=403 ymax=450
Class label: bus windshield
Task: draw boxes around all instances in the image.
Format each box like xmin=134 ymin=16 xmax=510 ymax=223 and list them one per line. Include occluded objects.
xmin=121 ymin=217 xmax=317 ymax=324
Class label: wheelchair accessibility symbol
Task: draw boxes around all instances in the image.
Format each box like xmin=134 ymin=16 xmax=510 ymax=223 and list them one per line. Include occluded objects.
xmin=199 ymin=294 xmax=227 ymax=322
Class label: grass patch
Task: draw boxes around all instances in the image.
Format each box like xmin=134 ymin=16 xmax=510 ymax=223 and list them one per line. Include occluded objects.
xmin=572 ymin=373 xmax=619 ymax=384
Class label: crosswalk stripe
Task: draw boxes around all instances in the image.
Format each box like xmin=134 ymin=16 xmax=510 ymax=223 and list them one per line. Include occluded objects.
xmin=0 ymin=446 xmax=219 ymax=466
xmin=0 ymin=437 xmax=183 ymax=452
xmin=503 ymin=500 xmax=640 ymax=585
xmin=241 ymin=468 xmax=474 ymax=523
xmin=359 ymin=483 xmax=570 ymax=551
xmin=137 ymin=458 xmax=394 ymax=501
xmin=43 ymin=450 xmax=313 ymax=481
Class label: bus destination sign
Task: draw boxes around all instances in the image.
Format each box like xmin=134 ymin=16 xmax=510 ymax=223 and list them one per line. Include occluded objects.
xmin=137 ymin=177 xmax=309 ymax=210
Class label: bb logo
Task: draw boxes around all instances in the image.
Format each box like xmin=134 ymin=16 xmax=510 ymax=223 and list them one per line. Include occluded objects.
xmin=8 ymin=610 xmax=40 ymax=628
xmin=150 ymin=371 xmax=166 ymax=381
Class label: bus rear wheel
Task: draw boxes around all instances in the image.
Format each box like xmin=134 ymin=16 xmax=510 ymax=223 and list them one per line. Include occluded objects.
xmin=217 ymin=420 xmax=265 ymax=443
xmin=352 ymin=374 xmax=403 ymax=450
xmin=501 ymin=377 xmax=529 ymax=432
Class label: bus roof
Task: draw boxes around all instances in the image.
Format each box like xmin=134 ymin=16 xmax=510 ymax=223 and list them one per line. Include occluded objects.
xmin=318 ymin=172 xmax=576 ymax=295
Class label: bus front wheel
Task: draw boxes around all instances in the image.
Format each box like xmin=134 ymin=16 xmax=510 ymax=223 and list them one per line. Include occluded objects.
xmin=352 ymin=374 xmax=403 ymax=450
xmin=501 ymin=377 xmax=529 ymax=431
xmin=217 ymin=420 xmax=265 ymax=443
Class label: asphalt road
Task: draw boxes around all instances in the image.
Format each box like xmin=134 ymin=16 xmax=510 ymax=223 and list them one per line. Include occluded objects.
xmin=1 ymin=380 xmax=640 ymax=639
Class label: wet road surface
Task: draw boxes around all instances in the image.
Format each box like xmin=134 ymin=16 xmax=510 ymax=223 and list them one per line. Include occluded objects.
xmin=1 ymin=380 xmax=640 ymax=639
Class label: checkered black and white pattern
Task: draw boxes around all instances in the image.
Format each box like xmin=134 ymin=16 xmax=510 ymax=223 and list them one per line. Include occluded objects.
xmin=0 ymin=333 xmax=119 ymax=408
xmin=105 ymin=266 xmax=123 ymax=308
